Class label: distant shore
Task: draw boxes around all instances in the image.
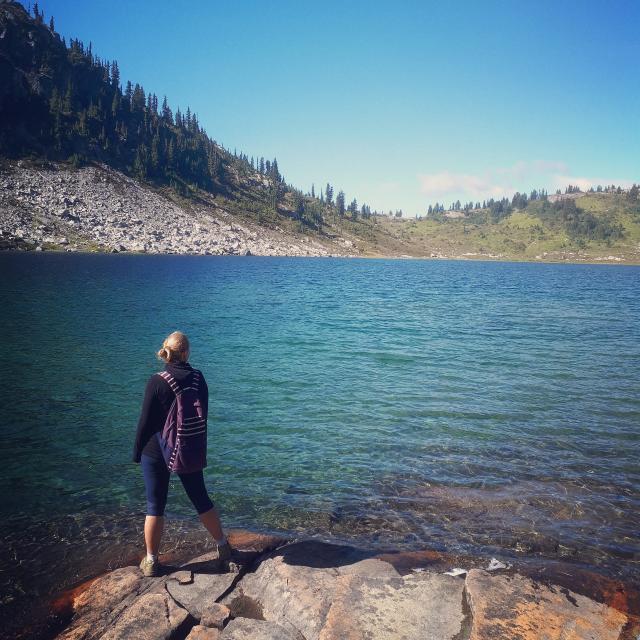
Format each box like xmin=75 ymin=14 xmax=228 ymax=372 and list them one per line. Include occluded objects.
xmin=2 ymin=160 xmax=638 ymax=264
xmin=2 ymin=246 xmax=639 ymax=267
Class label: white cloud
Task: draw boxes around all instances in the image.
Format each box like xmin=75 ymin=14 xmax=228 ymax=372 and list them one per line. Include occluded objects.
xmin=418 ymin=170 xmax=508 ymax=200
xmin=418 ymin=161 xmax=632 ymax=204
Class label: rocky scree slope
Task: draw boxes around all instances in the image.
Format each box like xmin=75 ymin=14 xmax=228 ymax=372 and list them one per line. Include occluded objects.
xmin=0 ymin=161 xmax=357 ymax=256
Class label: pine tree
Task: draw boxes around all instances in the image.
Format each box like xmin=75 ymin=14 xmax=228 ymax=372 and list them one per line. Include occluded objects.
xmin=336 ymin=190 xmax=345 ymax=217
xmin=110 ymin=61 xmax=120 ymax=89
xmin=124 ymin=81 xmax=133 ymax=112
xmin=325 ymin=183 xmax=333 ymax=205
xmin=293 ymin=191 xmax=305 ymax=219
xmin=159 ymin=96 xmax=171 ymax=124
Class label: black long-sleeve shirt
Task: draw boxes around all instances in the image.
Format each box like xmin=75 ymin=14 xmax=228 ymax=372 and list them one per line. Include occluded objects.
xmin=132 ymin=361 xmax=209 ymax=463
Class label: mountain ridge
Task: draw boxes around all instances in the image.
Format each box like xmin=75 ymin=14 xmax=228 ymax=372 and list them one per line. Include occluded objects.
xmin=1 ymin=0 xmax=639 ymax=263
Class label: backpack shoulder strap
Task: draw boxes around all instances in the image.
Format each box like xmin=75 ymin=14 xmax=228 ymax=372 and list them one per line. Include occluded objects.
xmin=158 ymin=370 xmax=182 ymax=395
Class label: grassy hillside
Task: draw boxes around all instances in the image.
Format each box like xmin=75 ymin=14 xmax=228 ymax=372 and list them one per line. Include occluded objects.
xmin=330 ymin=191 xmax=640 ymax=263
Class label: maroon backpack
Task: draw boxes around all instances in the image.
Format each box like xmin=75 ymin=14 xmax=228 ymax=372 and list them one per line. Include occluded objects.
xmin=157 ymin=369 xmax=207 ymax=473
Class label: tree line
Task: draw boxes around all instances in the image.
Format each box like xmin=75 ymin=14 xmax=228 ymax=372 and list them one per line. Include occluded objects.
xmin=1 ymin=2 xmax=383 ymax=232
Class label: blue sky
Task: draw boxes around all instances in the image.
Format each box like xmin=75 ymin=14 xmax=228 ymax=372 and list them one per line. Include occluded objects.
xmin=36 ymin=1 xmax=640 ymax=215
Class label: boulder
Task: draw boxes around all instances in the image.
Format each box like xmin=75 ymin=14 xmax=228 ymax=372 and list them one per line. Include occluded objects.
xmin=220 ymin=617 xmax=300 ymax=640
xmin=187 ymin=625 xmax=221 ymax=639
xmin=320 ymin=572 xmax=467 ymax=640
xmin=223 ymin=551 xmax=339 ymax=640
xmin=72 ymin=567 xmax=141 ymax=617
xmin=200 ymin=603 xmax=231 ymax=629
xmin=465 ymin=569 xmax=628 ymax=640
xmin=100 ymin=592 xmax=192 ymax=640
xmin=225 ymin=542 xmax=467 ymax=640
xmin=167 ymin=570 xmax=193 ymax=585
xmin=166 ymin=572 xmax=236 ymax=620
xmin=58 ymin=567 xmax=143 ymax=639
xmin=336 ymin=557 xmax=399 ymax=578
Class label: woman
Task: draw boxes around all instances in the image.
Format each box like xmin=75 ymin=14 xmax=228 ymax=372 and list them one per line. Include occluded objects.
xmin=133 ymin=331 xmax=231 ymax=576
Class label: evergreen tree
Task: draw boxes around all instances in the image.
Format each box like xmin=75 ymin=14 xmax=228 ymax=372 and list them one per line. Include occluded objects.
xmin=293 ymin=191 xmax=305 ymax=220
xmin=161 ymin=96 xmax=173 ymax=124
xmin=271 ymin=158 xmax=280 ymax=182
xmin=336 ymin=190 xmax=345 ymax=217
xmin=325 ymin=183 xmax=333 ymax=205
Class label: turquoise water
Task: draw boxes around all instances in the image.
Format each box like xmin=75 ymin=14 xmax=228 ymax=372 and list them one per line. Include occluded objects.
xmin=1 ymin=253 xmax=639 ymax=632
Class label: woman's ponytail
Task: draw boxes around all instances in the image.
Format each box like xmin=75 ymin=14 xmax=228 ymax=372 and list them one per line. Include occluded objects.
xmin=157 ymin=332 xmax=189 ymax=363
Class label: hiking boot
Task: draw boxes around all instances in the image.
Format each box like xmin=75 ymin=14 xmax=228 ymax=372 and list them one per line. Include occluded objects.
xmin=217 ymin=540 xmax=232 ymax=563
xmin=139 ymin=556 xmax=160 ymax=577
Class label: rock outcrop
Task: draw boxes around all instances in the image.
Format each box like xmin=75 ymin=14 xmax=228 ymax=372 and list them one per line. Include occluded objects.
xmin=54 ymin=534 xmax=636 ymax=640
xmin=0 ymin=161 xmax=351 ymax=257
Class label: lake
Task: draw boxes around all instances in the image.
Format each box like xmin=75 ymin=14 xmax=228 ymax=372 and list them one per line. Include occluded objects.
xmin=1 ymin=252 xmax=639 ymax=636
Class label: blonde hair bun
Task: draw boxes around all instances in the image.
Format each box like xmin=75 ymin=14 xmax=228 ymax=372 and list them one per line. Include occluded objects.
xmin=157 ymin=331 xmax=190 ymax=363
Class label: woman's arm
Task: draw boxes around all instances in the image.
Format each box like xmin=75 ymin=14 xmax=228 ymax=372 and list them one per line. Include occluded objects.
xmin=201 ymin=375 xmax=209 ymax=417
xmin=132 ymin=376 xmax=163 ymax=462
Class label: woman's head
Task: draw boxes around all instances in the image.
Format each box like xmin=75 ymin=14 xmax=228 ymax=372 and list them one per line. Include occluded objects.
xmin=157 ymin=331 xmax=190 ymax=363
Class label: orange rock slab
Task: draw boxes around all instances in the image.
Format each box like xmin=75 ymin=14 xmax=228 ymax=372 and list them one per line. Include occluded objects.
xmin=466 ymin=569 xmax=628 ymax=640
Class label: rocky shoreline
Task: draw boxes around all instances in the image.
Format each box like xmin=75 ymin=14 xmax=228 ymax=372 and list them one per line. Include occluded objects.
xmin=48 ymin=531 xmax=637 ymax=640
xmin=0 ymin=161 xmax=355 ymax=257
